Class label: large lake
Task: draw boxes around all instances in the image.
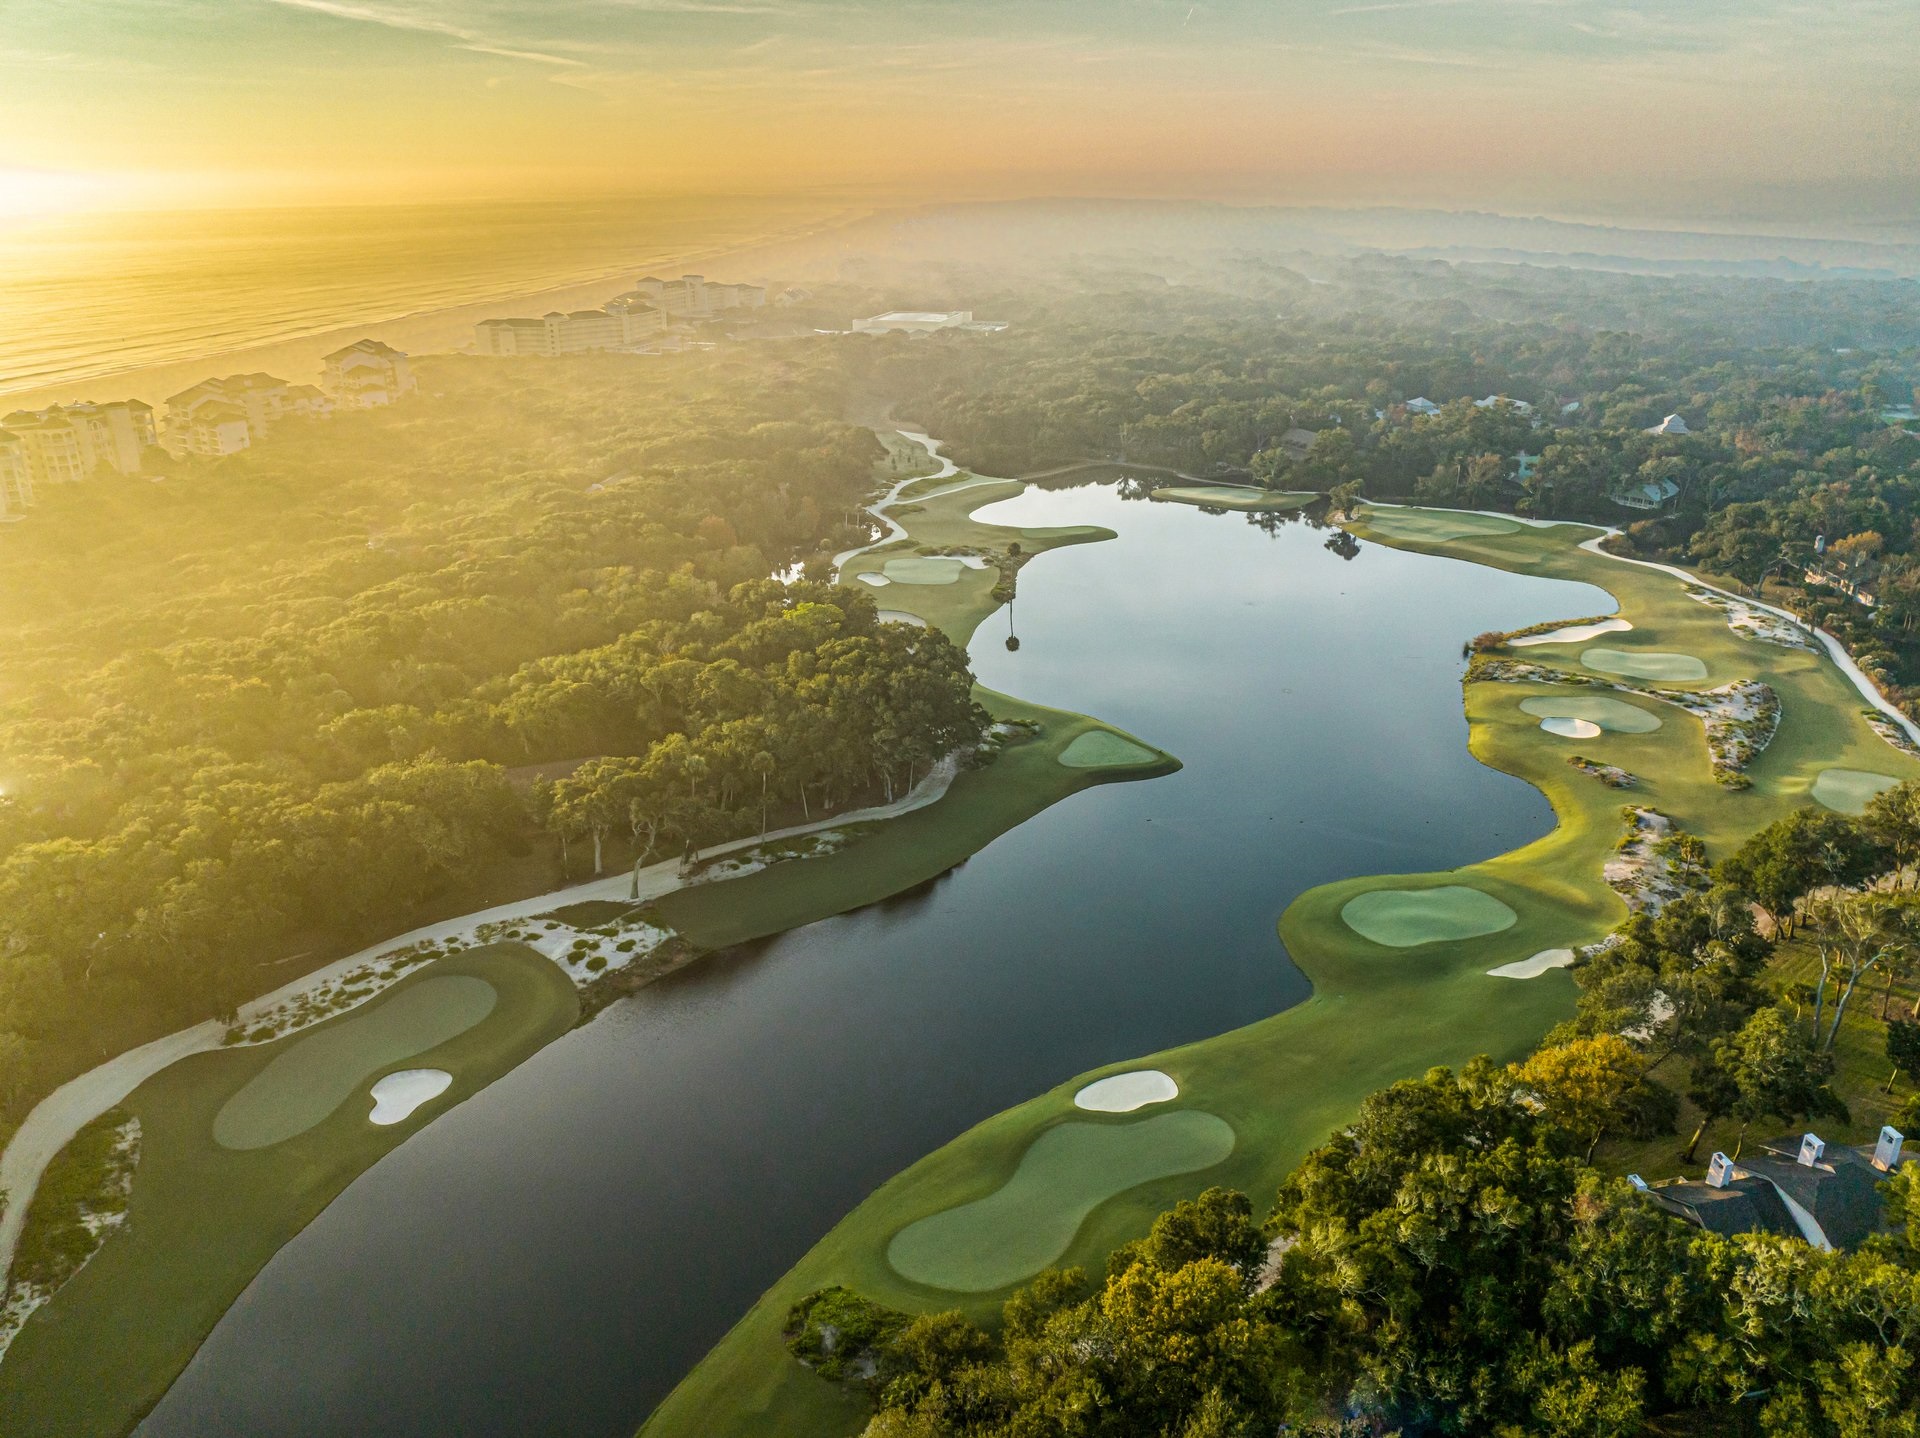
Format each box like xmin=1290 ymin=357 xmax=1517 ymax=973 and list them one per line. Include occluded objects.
xmin=140 ymin=484 xmax=1612 ymax=1437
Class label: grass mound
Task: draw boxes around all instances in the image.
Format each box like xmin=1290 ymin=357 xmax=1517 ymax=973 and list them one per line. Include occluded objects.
xmin=881 ymin=557 xmax=965 ymax=585
xmin=1579 ymin=647 xmax=1708 ymax=681
xmin=1812 ymin=768 xmax=1901 ymax=815
xmin=886 ymin=1112 xmax=1235 ymax=1293
xmin=1058 ymin=730 xmax=1160 ymax=769
xmin=212 ymin=976 xmax=497 ymax=1150
xmin=1519 ymin=695 xmax=1663 ymax=733
xmin=1361 ymin=508 xmax=1520 ymax=541
xmin=1340 ymin=885 xmax=1518 ymax=948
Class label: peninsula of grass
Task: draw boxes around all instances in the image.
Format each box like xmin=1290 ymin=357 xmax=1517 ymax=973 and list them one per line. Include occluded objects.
xmin=641 ymin=507 xmax=1920 ymax=1438
xmin=1149 ymin=485 xmax=1317 ymax=511
xmin=0 ymin=944 xmax=578 ymax=1438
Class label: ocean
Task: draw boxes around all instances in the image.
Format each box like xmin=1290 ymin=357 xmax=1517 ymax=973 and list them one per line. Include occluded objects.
xmin=0 ymin=194 xmax=851 ymax=408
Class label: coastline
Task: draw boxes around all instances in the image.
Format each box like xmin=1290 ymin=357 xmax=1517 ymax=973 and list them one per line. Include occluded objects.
xmin=0 ymin=204 xmax=869 ymax=413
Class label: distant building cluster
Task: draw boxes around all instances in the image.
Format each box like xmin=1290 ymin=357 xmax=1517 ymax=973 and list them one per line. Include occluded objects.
xmin=474 ymin=274 xmax=766 ymax=357
xmin=162 ymin=340 xmax=415 ymax=458
xmin=852 ymin=310 xmax=1008 ymax=335
xmin=0 ymin=338 xmax=416 ymax=518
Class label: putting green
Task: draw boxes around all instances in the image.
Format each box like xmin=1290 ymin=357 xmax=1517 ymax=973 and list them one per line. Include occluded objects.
xmin=881 ymin=556 xmax=965 ymax=585
xmin=213 ymin=976 xmax=497 ymax=1150
xmin=886 ymin=1111 xmax=1236 ymax=1292
xmin=1519 ymin=695 xmax=1663 ymax=733
xmin=1812 ymin=767 xmax=1900 ymax=815
xmin=1580 ymin=647 xmax=1708 ymax=681
xmin=1362 ymin=508 xmax=1520 ymax=541
xmin=1151 ymin=486 xmax=1315 ymax=511
xmin=1058 ymin=730 xmax=1159 ymax=769
xmin=1340 ymin=885 xmax=1518 ymax=948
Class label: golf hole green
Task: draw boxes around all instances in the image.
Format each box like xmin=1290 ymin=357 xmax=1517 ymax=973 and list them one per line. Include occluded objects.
xmin=881 ymin=556 xmax=965 ymax=585
xmin=1813 ymin=768 xmax=1900 ymax=815
xmin=1580 ymin=647 xmax=1708 ymax=681
xmin=886 ymin=1111 xmax=1236 ymax=1292
xmin=1519 ymin=695 xmax=1663 ymax=734
xmin=1151 ymin=485 xmax=1314 ymax=510
xmin=1341 ymin=885 xmax=1518 ymax=948
xmin=213 ymin=976 xmax=497 ymax=1150
xmin=1058 ymin=730 xmax=1159 ymax=769
xmin=1362 ymin=508 xmax=1520 ymax=541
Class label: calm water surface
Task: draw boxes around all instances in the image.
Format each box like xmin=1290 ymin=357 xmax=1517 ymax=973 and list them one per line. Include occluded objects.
xmin=141 ymin=487 xmax=1613 ymax=1437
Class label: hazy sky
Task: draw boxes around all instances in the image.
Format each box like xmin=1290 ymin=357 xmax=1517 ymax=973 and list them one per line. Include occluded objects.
xmin=2 ymin=0 xmax=1916 ymax=225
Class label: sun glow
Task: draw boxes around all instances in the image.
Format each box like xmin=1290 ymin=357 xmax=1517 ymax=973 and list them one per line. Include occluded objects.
xmin=0 ymin=168 xmax=114 ymax=221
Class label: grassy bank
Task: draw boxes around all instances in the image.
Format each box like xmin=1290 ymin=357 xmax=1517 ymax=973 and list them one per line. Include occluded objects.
xmin=0 ymin=943 xmax=579 ymax=1438
xmin=641 ymin=508 xmax=1920 ymax=1438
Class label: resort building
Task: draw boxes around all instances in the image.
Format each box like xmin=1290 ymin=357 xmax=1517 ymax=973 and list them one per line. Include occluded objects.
xmin=1473 ymin=394 xmax=1535 ymax=416
xmin=1645 ymin=413 xmax=1691 ymax=436
xmin=1403 ymin=397 xmax=1442 ymax=417
xmin=0 ymin=431 xmax=32 ymax=517
xmin=852 ymin=310 xmax=1008 ymax=335
xmin=625 ymin=275 xmax=766 ymax=319
xmin=475 ymin=298 xmax=667 ymax=357
xmin=1609 ymin=475 xmax=1681 ymax=511
xmin=0 ymin=399 xmax=157 ymax=485
xmin=162 ymin=373 xmax=329 ymax=457
xmin=1642 ymin=1129 xmax=1907 ymax=1251
xmin=1278 ymin=427 xmax=1322 ymax=463
xmin=322 ymin=339 xmax=416 ymax=408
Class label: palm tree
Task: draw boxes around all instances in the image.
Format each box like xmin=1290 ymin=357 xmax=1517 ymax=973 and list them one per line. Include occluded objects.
xmin=750 ymin=750 xmax=776 ymax=836
xmin=684 ymin=754 xmax=709 ymax=800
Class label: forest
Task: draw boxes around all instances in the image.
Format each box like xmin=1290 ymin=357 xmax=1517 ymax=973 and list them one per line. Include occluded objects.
xmin=0 ymin=347 xmax=982 ymax=1136
xmin=788 ymin=781 xmax=1920 ymax=1438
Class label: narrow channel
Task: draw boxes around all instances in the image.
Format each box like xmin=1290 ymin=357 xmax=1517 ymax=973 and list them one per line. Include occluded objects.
xmin=140 ymin=478 xmax=1615 ymax=1437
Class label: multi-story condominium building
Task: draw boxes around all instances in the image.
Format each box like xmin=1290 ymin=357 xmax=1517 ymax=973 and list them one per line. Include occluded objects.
xmin=626 ymin=274 xmax=766 ymax=318
xmin=161 ymin=373 xmax=331 ymax=457
xmin=321 ymin=339 xmax=416 ymax=408
xmin=0 ymin=431 xmax=32 ymax=517
xmin=0 ymin=399 xmax=157 ymax=486
xmin=474 ymin=298 xmax=667 ymax=356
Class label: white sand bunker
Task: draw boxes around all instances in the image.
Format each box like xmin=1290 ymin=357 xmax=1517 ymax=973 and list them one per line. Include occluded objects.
xmin=1540 ymin=716 xmax=1602 ymax=739
xmin=882 ymin=556 xmax=965 ymax=585
xmin=368 ymin=1069 xmax=453 ymax=1126
xmin=1512 ymin=618 xmax=1631 ymax=647
xmin=857 ymin=572 xmax=891 ymax=587
xmin=1075 ymin=1070 xmax=1179 ymax=1112
xmin=1488 ymin=948 xmax=1576 ymax=980
xmin=876 ymin=609 xmax=927 ymax=627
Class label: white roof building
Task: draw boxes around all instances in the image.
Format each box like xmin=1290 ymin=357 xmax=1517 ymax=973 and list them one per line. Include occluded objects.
xmin=852 ymin=310 xmax=1008 ymax=335
xmin=1645 ymin=414 xmax=1691 ymax=436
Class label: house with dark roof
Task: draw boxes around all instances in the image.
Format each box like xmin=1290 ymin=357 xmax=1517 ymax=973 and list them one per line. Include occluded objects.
xmin=1642 ymin=1128 xmax=1908 ymax=1250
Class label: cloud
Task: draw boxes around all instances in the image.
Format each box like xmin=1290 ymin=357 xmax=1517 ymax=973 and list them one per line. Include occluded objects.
xmin=257 ymin=0 xmax=586 ymax=65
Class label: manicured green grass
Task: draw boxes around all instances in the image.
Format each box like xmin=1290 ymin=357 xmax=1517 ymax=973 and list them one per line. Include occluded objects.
xmin=544 ymin=899 xmax=643 ymax=926
xmin=1580 ymin=647 xmax=1709 ymax=681
xmin=1361 ymin=507 xmax=1520 ymax=540
xmin=881 ymin=556 xmax=966 ymax=585
xmin=885 ymin=1112 xmax=1236 ymax=1293
xmin=0 ymin=945 xmax=578 ymax=1438
xmin=1149 ymin=486 xmax=1317 ymax=511
xmin=212 ymin=975 xmax=497 ymax=1149
xmin=1057 ymin=729 xmax=1160 ymax=769
xmin=1812 ymin=767 xmax=1900 ymax=815
xmin=1519 ymin=694 xmax=1664 ymax=733
xmin=1340 ymin=885 xmax=1519 ymax=948
xmin=643 ymin=509 xmax=1920 ymax=1438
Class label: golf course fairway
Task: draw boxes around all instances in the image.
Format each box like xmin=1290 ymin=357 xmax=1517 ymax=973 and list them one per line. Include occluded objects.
xmin=639 ymin=503 xmax=1920 ymax=1438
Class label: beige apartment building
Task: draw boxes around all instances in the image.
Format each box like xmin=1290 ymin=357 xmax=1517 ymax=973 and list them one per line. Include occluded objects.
xmin=475 ymin=298 xmax=667 ymax=357
xmin=162 ymin=374 xmax=330 ymax=457
xmin=626 ymin=274 xmax=766 ymax=318
xmin=322 ymin=338 xmax=416 ymax=408
xmin=0 ymin=431 xmax=32 ymax=517
xmin=0 ymin=400 xmax=157 ymax=491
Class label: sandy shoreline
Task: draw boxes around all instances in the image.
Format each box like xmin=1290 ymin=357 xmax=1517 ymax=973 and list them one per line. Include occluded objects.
xmin=0 ymin=206 xmax=869 ymax=413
